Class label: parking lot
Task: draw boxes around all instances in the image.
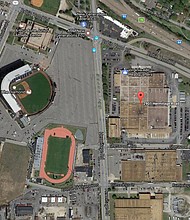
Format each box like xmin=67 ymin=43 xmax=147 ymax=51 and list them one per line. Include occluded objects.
xmin=48 ymin=37 xmax=99 ymax=145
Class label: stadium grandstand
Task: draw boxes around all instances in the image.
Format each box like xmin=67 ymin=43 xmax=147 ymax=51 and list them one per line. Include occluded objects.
xmin=1 ymin=64 xmax=32 ymax=113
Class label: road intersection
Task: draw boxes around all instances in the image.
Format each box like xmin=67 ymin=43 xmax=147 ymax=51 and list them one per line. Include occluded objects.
xmin=1 ymin=1 xmax=190 ymax=219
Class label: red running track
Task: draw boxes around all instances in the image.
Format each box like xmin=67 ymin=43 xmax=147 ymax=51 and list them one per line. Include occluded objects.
xmin=39 ymin=127 xmax=76 ymax=184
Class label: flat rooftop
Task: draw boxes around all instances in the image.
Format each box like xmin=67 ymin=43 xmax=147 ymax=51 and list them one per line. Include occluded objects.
xmin=121 ymin=149 xmax=182 ymax=182
xmin=117 ymin=72 xmax=172 ymax=138
xmin=115 ymin=193 xmax=163 ymax=220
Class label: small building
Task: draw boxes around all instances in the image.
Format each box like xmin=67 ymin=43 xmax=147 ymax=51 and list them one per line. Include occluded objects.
xmin=15 ymin=205 xmax=33 ymax=216
xmin=108 ymin=117 xmax=120 ymax=138
xmin=51 ymin=197 xmax=56 ymax=203
xmin=33 ymin=137 xmax=44 ymax=170
xmin=82 ymin=149 xmax=92 ymax=164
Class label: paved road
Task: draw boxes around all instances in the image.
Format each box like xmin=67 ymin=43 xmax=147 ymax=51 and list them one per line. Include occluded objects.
xmin=0 ymin=3 xmax=20 ymax=55
xmin=92 ymin=0 xmax=110 ymax=219
xmin=99 ymin=34 xmax=190 ymax=76
xmin=100 ymin=0 xmax=190 ymax=57
xmin=128 ymin=37 xmax=190 ymax=59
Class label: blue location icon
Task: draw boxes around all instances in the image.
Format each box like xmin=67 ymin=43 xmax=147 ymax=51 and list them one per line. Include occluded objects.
xmin=80 ymin=21 xmax=87 ymax=28
xmin=92 ymin=48 xmax=96 ymax=53
xmin=94 ymin=35 xmax=99 ymax=40
xmin=122 ymin=14 xmax=127 ymax=19
xmin=122 ymin=69 xmax=128 ymax=75
xmin=176 ymin=39 xmax=182 ymax=45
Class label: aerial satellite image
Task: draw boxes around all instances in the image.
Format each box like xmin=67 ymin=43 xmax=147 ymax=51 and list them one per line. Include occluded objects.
xmin=0 ymin=0 xmax=190 ymax=219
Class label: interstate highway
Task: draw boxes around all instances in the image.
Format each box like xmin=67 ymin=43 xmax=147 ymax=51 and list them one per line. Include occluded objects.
xmin=100 ymin=0 xmax=190 ymax=57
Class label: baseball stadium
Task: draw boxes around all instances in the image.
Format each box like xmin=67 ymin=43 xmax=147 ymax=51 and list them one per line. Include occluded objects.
xmin=39 ymin=126 xmax=76 ymax=184
xmin=1 ymin=64 xmax=53 ymax=115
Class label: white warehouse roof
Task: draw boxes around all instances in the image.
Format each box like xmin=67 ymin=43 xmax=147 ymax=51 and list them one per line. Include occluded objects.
xmin=1 ymin=64 xmax=32 ymax=113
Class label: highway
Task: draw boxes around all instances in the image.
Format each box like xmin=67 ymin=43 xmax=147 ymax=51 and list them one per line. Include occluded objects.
xmin=91 ymin=0 xmax=110 ymax=219
xmin=100 ymin=0 xmax=190 ymax=57
xmin=128 ymin=37 xmax=190 ymax=59
xmin=99 ymin=34 xmax=190 ymax=76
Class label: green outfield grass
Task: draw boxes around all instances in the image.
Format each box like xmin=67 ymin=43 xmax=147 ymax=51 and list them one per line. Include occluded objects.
xmin=24 ymin=0 xmax=60 ymax=15
xmin=15 ymin=72 xmax=52 ymax=114
xmin=45 ymin=136 xmax=71 ymax=175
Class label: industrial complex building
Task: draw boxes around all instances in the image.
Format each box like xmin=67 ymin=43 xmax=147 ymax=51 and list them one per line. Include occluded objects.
xmin=109 ymin=71 xmax=172 ymax=139
xmin=114 ymin=193 xmax=163 ymax=220
xmin=121 ymin=149 xmax=182 ymax=182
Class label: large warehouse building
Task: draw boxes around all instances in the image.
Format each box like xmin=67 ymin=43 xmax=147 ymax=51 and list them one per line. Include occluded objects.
xmin=1 ymin=64 xmax=32 ymax=113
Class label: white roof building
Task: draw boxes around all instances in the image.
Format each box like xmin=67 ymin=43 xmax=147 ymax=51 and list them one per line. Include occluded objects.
xmin=1 ymin=64 xmax=32 ymax=113
xmin=97 ymin=8 xmax=138 ymax=39
xmin=41 ymin=197 xmax=48 ymax=203
xmin=51 ymin=197 xmax=56 ymax=203
xmin=58 ymin=197 xmax=63 ymax=203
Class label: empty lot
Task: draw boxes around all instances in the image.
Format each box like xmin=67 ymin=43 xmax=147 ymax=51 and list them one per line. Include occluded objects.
xmin=0 ymin=142 xmax=30 ymax=205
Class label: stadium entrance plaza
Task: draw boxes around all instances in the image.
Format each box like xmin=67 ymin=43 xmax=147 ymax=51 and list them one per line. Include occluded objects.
xmin=0 ymin=38 xmax=98 ymax=146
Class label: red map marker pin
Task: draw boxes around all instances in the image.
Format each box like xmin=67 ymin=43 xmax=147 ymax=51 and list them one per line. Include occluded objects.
xmin=137 ymin=91 xmax=144 ymax=104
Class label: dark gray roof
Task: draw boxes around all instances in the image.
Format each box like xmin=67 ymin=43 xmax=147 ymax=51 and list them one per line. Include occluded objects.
xmin=82 ymin=149 xmax=92 ymax=164
xmin=57 ymin=217 xmax=66 ymax=220
xmin=15 ymin=205 xmax=33 ymax=216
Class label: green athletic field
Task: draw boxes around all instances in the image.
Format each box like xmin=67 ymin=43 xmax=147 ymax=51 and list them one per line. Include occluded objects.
xmin=24 ymin=0 xmax=60 ymax=15
xmin=15 ymin=72 xmax=52 ymax=114
xmin=45 ymin=136 xmax=71 ymax=175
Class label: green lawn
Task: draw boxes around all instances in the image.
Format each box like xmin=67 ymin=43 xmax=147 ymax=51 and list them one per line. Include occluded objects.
xmin=16 ymin=72 xmax=51 ymax=114
xmin=179 ymin=75 xmax=190 ymax=95
xmin=163 ymin=212 xmax=169 ymax=220
xmin=24 ymin=0 xmax=60 ymax=15
xmin=182 ymin=160 xmax=190 ymax=180
xmin=0 ymin=142 xmax=30 ymax=205
xmin=45 ymin=136 xmax=71 ymax=175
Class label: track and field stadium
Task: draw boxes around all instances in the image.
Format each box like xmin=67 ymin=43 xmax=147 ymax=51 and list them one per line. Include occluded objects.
xmin=1 ymin=64 xmax=53 ymax=115
xmin=39 ymin=126 xmax=76 ymax=184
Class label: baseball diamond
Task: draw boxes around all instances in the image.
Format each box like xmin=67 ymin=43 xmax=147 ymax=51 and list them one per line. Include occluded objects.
xmin=11 ymin=70 xmax=53 ymax=115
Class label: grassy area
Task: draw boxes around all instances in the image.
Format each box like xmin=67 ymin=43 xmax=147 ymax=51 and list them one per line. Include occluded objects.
xmin=0 ymin=142 xmax=30 ymax=205
xmin=182 ymin=160 xmax=190 ymax=180
xmin=24 ymin=0 xmax=60 ymax=15
xmin=109 ymin=193 xmax=115 ymax=220
xmin=150 ymin=15 xmax=190 ymax=42
xmin=44 ymin=174 xmax=74 ymax=189
xmin=43 ymin=123 xmax=86 ymax=143
xmin=108 ymin=137 xmax=121 ymax=144
xmin=34 ymin=170 xmax=39 ymax=177
xmin=14 ymin=72 xmax=52 ymax=114
xmin=45 ymin=136 xmax=71 ymax=175
xmin=102 ymin=64 xmax=109 ymax=113
xmin=178 ymin=75 xmax=190 ymax=95
xmin=6 ymin=32 xmax=14 ymax=45
xmin=163 ymin=212 xmax=170 ymax=220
